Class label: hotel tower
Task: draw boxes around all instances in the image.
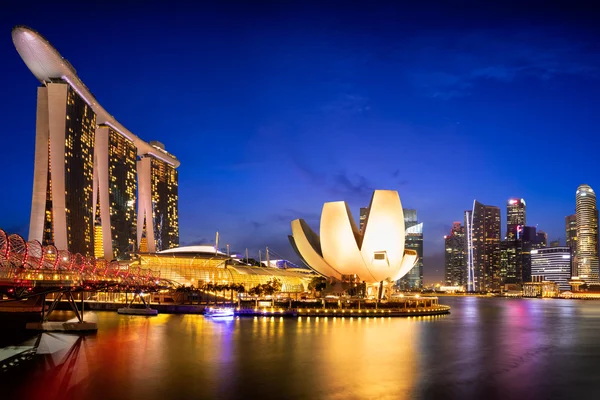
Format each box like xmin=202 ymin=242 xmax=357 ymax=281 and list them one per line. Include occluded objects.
xmin=13 ymin=26 xmax=179 ymax=259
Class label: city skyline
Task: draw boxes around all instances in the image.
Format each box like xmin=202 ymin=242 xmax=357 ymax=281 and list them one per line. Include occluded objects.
xmin=2 ymin=2 xmax=600 ymax=283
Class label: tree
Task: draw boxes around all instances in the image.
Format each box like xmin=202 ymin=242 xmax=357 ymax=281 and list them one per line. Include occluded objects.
xmin=308 ymin=276 xmax=327 ymax=295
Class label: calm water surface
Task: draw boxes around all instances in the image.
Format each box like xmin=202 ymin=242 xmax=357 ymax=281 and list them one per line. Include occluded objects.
xmin=2 ymin=297 xmax=600 ymax=400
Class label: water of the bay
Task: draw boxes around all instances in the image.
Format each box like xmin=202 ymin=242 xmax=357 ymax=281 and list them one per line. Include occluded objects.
xmin=1 ymin=297 xmax=599 ymax=399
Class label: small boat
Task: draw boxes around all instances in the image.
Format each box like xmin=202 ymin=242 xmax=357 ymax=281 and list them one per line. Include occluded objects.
xmin=204 ymin=307 xmax=234 ymax=318
xmin=117 ymin=307 xmax=158 ymax=316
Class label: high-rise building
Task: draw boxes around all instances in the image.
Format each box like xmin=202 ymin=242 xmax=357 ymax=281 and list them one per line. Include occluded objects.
xmin=500 ymin=239 xmax=521 ymax=285
xmin=359 ymin=207 xmax=368 ymax=232
xmin=13 ymin=26 xmax=180 ymax=258
xmin=465 ymin=200 xmax=501 ymax=292
xmin=501 ymin=198 xmax=526 ymax=287
xmin=506 ymin=198 xmax=526 ymax=240
xmin=137 ymin=145 xmax=179 ymax=252
xmin=28 ymin=81 xmax=97 ymax=256
xmin=565 ymin=213 xmax=578 ymax=276
xmin=94 ymin=125 xmax=137 ymax=259
xmin=399 ymin=209 xmax=423 ymax=290
xmin=550 ymin=240 xmax=560 ymax=248
xmin=531 ymin=247 xmax=572 ymax=291
xmin=444 ymin=222 xmax=466 ymax=287
xmin=520 ymin=226 xmax=539 ymax=283
xmin=575 ymin=184 xmax=599 ymax=282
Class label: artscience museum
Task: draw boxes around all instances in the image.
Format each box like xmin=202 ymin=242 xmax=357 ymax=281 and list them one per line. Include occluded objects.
xmin=289 ymin=190 xmax=418 ymax=289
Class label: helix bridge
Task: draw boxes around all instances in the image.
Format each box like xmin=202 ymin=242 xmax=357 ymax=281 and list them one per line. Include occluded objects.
xmin=0 ymin=228 xmax=170 ymax=324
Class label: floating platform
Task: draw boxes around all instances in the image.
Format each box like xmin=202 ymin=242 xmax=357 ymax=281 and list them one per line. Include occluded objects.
xmin=117 ymin=307 xmax=158 ymax=316
xmin=25 ymin=313 xmax=98 ymax=332
xmin=25 ymin=321 xmax=97 ymax=331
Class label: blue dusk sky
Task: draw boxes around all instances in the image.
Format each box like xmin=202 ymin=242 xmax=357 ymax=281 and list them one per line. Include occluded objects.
xmin=1 ymin=1 xmax=599 ymax=284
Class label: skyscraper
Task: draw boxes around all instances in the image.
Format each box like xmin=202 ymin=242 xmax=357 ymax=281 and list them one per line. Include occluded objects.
xmin=576 ymin=184 xmax=599 ymax=282
xmin=506 ymin=198 xmax=526 ymax=240
xmin=137 ymin=144 xmax=180 ymax=252
xmin=501 ymin=198 xmax=526 ymax=287
xmin=94 ymin=125 xmax=137 ymax=259
xmin=520 ymin=225 xmax=539 ymax=283
xmin=465 ymin=200 xmax=501 ymax=292
xmin=565 ymin=214 xmax=578 ymax=275
xmin=399 ymin=209 xmax=423 ymax=290
xmin=29 ymin=81 xmax=97 ymax=256
xmin=444 ymin=222 xmax=466 ymax=287
xmin=13 ymin=26 xmax=180 ymax=258
xmin=500 ymin=239 xmax=521 ymax=285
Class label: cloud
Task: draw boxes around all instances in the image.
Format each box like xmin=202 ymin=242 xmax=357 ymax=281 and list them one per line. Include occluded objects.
xmin=331 ymin=171 xmax=375 ymax=199
xmin=403 ymin=30 xmax=600 ymax=99
xmin=272 ymin=209 xmax=321 ymax=228
xmin=250 ymin=221 xmax=265 ymax=230
xmin=290 ymin=156 xmax=327 ymax=186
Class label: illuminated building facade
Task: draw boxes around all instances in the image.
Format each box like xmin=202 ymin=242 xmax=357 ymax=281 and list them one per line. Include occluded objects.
xmin=500 ymin=239 xmax=521 ymax=285
xmin=523 ymin=280 xmax=559 ymax=298
xmin=444 ymin=222 xmax=465 ymax=286
xmin=94 ymin=125 xmax=137 ymax=259
xmin=13 ymin=26 xmax=180 ymax=258
xmin=576 ymin=184 xmax=599 ymax=282
xmin=565 ymin=213 xmax=577 ymax=275
xmin=94 ymin=220 xmax=103 ymax=259
xmin=137 ymin=246 xmax=312 ymax=291
xmin=289 ymin=190 xmax=418 ymax=286
xmin=506 ymin=198 xmax=526 ymax=240
xmin=500 ymin=198 xmax=526 ymax=286
xmin=465 ymin=200 xmax=501 ymax=292
xmin=400 ymin=209 xmax=423 ymax=290
xmin=137 ymin=145 xmax=179 ymax=252
xmin=531 ymin=247 xmax=571 ymax=291
xmin=28 ymin=81 xmax=96 ymax=256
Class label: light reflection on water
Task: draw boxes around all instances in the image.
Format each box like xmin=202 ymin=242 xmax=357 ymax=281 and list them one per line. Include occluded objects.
xmin=3 ymin=298 xmax=600 ymax=399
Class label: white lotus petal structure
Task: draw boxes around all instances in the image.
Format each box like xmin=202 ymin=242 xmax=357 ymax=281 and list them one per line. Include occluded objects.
xmin=289 ymin=190 xmax=418 ymax=284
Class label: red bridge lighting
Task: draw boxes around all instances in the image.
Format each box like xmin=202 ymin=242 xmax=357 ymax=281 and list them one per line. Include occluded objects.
xmin=0 ymin=228 xmax=163 ymax=293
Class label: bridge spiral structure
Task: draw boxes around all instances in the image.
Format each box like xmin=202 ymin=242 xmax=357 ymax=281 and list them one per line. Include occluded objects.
xmin=0 ymin=228 xmax=164 ymax=296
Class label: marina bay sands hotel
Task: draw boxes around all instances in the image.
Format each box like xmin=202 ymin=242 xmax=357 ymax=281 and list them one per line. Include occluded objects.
xmin=12 ymin=26 xmax=179 ymax=260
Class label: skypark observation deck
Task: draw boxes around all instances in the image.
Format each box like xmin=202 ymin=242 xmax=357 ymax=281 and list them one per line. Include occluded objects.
xmin=12 ymin=26 xmax=179 ymax=167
